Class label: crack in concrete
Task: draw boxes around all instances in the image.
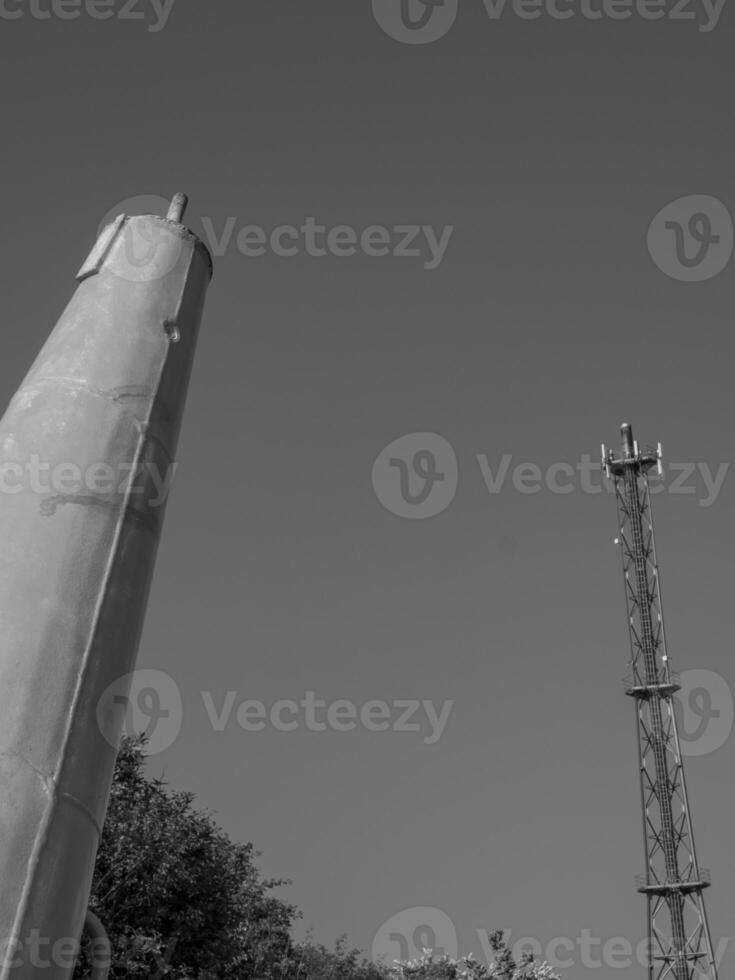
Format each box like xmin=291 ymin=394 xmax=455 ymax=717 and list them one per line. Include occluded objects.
xmin=14 ymin=377 xmax=157 ymax=434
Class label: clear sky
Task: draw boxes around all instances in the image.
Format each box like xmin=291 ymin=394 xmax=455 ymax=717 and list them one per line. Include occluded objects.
xmin=0 ymin=2 xmax=734 ymax=977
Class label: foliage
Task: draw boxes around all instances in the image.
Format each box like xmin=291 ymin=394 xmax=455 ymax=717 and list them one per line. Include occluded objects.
xmin=387 ymin=932 xmax=560 ymax=980
xmin=74 ymin=734 xmax=297 ymax=979
xmin=73 ymin=737 xmax=552 ymax=980
xmin=280 ymin=935 xmax=390 ymax=980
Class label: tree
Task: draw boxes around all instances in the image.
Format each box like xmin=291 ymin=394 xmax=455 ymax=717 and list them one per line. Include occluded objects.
xmin=74 ymin=734 xmax=298 ymax=979
xmin=73 ymin=736 xmax=551 ymax=980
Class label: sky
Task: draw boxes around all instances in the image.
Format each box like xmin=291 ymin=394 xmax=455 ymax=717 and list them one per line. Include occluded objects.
xmin=0 ymin=1 xmax=734 ymax=977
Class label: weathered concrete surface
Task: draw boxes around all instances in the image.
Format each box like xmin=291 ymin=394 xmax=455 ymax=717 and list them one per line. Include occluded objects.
xmin=0 ymin=205 xmax=212 ymax=978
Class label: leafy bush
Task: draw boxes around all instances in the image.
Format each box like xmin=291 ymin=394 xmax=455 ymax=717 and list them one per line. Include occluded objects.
xmin=387 ymin=932 xmax=559 ymax=980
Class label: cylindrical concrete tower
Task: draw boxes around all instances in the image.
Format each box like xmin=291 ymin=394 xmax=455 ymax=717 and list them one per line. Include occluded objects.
xmin=0 ymin=194 xmax=212 ymax=978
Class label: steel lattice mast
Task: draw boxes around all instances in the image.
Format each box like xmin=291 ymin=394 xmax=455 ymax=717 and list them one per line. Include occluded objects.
xmin=602 ymin=423 xmax=718 ymax=980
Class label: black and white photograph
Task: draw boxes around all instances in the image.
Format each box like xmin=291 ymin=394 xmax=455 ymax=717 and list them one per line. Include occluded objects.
xmin=0 ymin=3 xmax=732 ymax=979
